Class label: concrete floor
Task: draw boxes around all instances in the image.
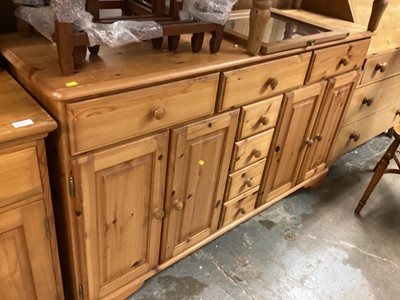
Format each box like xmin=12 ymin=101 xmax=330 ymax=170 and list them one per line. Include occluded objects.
xmin=129 ymin=134 xmax=400 ymax=300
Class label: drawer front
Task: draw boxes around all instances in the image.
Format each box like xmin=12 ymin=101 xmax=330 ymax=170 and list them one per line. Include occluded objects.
xmin=218 ymin=53 xmax=311 ymax=111
xmin=67 ymin=74 xmax=219 ymax=154
xmin=331 ymin=103 xmax=400 ymax=160
xmin=344 ymin=74 xmax=400 ymax=126
xmin=361 ymin=48 xmax=400 ymax=85
xmin=238 ymin=95 xmax=283 ymax=139
xmin=226 ymin=159 xmax=266 ymax=201
xmin=307 ymin=39 xmax=370 ymax=83
xmin=0 ymin=147 xmax=42 ymax=207
xmin=221 ymin=188 xmax=258 ymax=227
xmin=231 ymin=129 xmax=274 ymax=171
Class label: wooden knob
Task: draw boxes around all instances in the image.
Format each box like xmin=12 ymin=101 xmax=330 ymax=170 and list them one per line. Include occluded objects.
xmin=305 ymin=139 xmax=314 ymax=146
xmin=153 ymin=208 xmax=165 ymax=220
xmin=266 ymin=77 xmax=279 ymax=90
xmin=259 ymin=115 xmax=270 ymax=126
xmin=340 ymin=57 xmax=350 ymax=66
xmin=172 ymin=199 xmax=184 ymax=211
xmin=151 ymin=107 xmax=166 ymax=120
xmin=315 ymin=134 xmax=323 ymax=141
xmin=238 ymin=207 xmax=247 ymax=215
xmin=375 ymin=62 xmax=387 ymax=73
xmin=362 ymin=96 xmax=375 ymax=106
xmin=350 ymin=132 xmax=361 ymax=142
xmin=396 ymin=110 xmax=400 ymax=116
xmin=244 ymin=179 xmax=253 ymax=187
xmin=251 ymin=149 xmax=262 ymax=158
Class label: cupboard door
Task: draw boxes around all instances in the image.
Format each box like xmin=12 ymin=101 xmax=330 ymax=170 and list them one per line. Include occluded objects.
xmin=75 ymin=133 xmax=168 ymax=299
xmin=0 ymin=201 xmax=59 ymax=300
xmin=261 ymin=82 xmax=327 ymax=204
xmin=160 ymin=111 xmax=238 ymax=262
xmin=299 ymin=71 xmax=360 ymax=181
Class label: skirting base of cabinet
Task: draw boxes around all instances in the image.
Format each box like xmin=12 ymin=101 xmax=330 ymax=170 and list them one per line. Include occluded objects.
xmin=120 ymin=169 xmax=329 ymax=298
xmin=102 ymin=281 xmax=144 ymax=300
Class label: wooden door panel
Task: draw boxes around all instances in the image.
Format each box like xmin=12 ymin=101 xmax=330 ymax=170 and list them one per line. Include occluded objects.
xmin=261 ymin=82 xmax=326 ymax=204
xmin=0 ymin=201 xmax=58 ymax=300
xmin=299 ymin=71 xmax=360 ymax=181
xmin=76 ymin=132 xmax=168 ymax=299
xmin=161 ymin=111 xmax=238 ymax=262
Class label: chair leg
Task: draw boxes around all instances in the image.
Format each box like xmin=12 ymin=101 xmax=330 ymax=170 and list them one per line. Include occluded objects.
xmin=355 ymin=138 xmax=400 ymax=215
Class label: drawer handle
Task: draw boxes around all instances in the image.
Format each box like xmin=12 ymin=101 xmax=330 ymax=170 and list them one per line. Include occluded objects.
xmin=349 ymin=132 xmax=361 ymax=142
xmin=153 ymin=208 xmax=165 ymax=220
xmin=362 ymin=96 xmax=375 ymax=107
xmin=315 ymin=134 xmax=323 ymax=141
xmin=305 ymin=139 xmax=314 ymax=146
xmin=251 ymin=149 xmax=262 ymax=158
xmin=238 ymin=207 xmax=247 ymax=215
xmin=172 ymin=199 xmax=184 ymax=211
xmin=340 ymin=57 xmax=350 ymax=66
xmin=244 ymin=179 xmax=254 ymax=187
xmin=266 ymin=77 xmax=279 ymax=90
xmin=259 ymin=115 xmax=270 ymax=126
xmin=375 ymin=62 xmax=387 ymax=73
xmin=151 ymin=107 xmax=166 ymax=120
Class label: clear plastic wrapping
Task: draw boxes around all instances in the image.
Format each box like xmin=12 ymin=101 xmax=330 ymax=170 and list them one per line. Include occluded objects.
xmin=12 ymin=0 xmax=45 ymax=7
xmin=180 ymin=0 xmax=238 ymax=25
xmin=15 ymin=6 xmax=55 ymax=41
xmin=51 ymin=0 xmax=85 ymax=23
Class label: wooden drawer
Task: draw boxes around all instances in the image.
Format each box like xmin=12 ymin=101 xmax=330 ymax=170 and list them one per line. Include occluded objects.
xmin=361 ymin=48 xmax=400 ymax=85
xmin=238 ymin=95 xmax=283 ymax=139
xmin=307 ymin=39 xmax=370 ymax=83
xmin=226 ymin=159 xmax=266 ymax=201
xmin=231 ymin=129 xmax=274 ymax=171
xmin=67 ymin=74 xmax=219 ymax=154
xmin=0 ymin=147 xmax=42 ymax=208
xmin=331 ymin=103 xmax=400 ymax=160
xmin=220 ymin=188 xmax=258 ymax=228
xmin=218 ymin=53 xmax=311 ymax=111
xmin=344 ymin=74 xmax=400 ymax=126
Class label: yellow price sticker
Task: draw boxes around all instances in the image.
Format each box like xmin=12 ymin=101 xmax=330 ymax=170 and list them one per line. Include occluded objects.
xmin=65 ymin=81 xmax=79 ymax=87
xmin=199 ymin=160 xmax=205 ymax=166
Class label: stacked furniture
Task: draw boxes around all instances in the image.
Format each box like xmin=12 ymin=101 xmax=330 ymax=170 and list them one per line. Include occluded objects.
xmin=0 ymin=67 xmax=63 ymax=299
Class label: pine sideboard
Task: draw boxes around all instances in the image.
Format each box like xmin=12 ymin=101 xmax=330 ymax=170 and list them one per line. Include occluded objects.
xmin=0 ymin=10 xmax=389 ymax=299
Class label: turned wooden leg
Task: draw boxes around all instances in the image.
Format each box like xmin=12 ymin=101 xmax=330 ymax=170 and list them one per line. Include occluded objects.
xmin=88 ymin=45 xmax=100 ymax=55
xmin=53 ymin=21 xmax=75 ymax=76
xmin=247 ymin=0 xmax=272 ymax=55
xmin=168 ymin=35 xmax=180 ymax=51
xmin=209 ymin=25 xmax=224 ymax=54
xmin=292 ymin=0 xmax=303 ymax=9
xmin=368 ymin=0 xmax=389 ymax=32
xmin=73 ymin=46 xmax=87 ymax=69
xmin=191 ymin=32 xmax=205 ymax=53
xmin=152 ymin=37 xmax=164 ymax=49
xmin=355 ymin=138 xmax=400 ymax=215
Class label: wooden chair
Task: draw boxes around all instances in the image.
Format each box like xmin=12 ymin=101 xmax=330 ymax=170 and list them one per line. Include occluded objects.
xmin=354 ymin=124 xmax=400 ymax=215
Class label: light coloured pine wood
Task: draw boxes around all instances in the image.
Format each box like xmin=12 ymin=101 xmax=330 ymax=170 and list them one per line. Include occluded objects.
xmin=307 ymin=39 xmax=370 ymax=83
xmin=344 ymin=74 xmax=400 ymax=126
xmin=226 ymin=159 xmax=266 ymax=201
xmin=67 ymin=74 xmax=218 ymax=154
xmin=160 ymin=111 xmax=238 ymax=262
xmin=331 ymin=102 xmax=400 ymax=160
xmin=218 ymin=53 xmax=311 ymax=111
xmin=231 ymin=129 xmax=274 ymax=172
xmin=0 ymin=147 xmax=42 ymax=208
xmin=75 ymin=132 xmax=168 ymax=299
xmin=220 ymin=187 xmax=258 ymax=227
xmin=238 ymin=95 xmax=283 ymax=139
xmin=298 ymin=71 xmax=360 ymax=182
xmin=360 ymin=48 xmax=400 ymax=84
xmin=247 ymin=0 xmax=272 ymax=55
xmin=0 ymin=201 xmax=59 ymax=300
xmin=260 ymin=81 xmax=327 ymax=205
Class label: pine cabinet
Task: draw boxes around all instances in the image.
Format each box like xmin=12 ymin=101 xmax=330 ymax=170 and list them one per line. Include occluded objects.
xmin=73 ymin=132 xmax=168 ymax=299
xmin=160 ymin=111 xmax=238 ymax=262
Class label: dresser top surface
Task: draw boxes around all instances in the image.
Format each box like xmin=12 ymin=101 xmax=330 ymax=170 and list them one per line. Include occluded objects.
xmin=0 ymin=67 xmax=57 ymax=144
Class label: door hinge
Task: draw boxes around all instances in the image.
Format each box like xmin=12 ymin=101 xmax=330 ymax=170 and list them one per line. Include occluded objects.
xmin=79 ymin=284 xmax=84 ymax=300
xmin=69 ymin=175 xmax=75 ymax=199
xmin=45 ymin=217 xmax=50 ymax=240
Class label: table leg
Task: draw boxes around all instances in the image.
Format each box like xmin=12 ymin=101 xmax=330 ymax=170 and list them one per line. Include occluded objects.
xmin=247 ymin=0 xmax=272 ymax=55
